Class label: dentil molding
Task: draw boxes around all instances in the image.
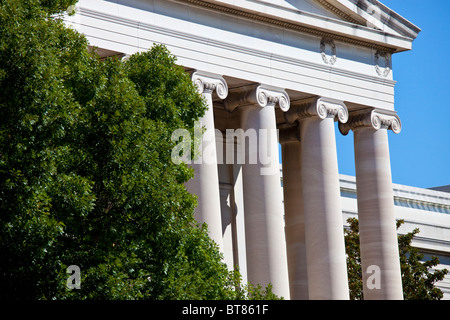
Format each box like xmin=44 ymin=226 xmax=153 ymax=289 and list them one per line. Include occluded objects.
xmin=339 ymin=108 xmax=402 ymax=135
xmin=170 ymin=0 xmax=398 ymax=53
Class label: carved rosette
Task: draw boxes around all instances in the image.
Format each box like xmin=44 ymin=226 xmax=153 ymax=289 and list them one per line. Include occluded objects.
xmin=224 ymin=84 xmax=290 ymax=112
xmin=285 ymin=97 xmax=348 ymax=124
xmin=191 ymin=71 xmax=228 ymax=99
xmin=339 ymin=108 xmax=402 ymax=135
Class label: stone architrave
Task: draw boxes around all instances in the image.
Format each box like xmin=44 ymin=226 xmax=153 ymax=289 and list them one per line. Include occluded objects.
xmin=340 ymin=109 xmax=403 ymax=300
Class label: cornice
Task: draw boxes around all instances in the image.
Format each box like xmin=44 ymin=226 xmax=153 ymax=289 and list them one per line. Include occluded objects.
xmin=172 ymin=0 xmax=397 ymax=53
xmin=350 ymin=0 xmax=421 ymax=39
xmin=342 ymin=189 xmax=450 ymax=217
xmin=340 ymin=176 xmax=450 ymax=215
xmin=312 ymin=0 xmax=362 ymax=25
xmin=394 ymin=197 xmax=450 ymax=216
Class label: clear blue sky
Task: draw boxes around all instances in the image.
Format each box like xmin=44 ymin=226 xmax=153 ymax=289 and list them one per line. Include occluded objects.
xmin=335 ymin=0 xmax=450 ymax=189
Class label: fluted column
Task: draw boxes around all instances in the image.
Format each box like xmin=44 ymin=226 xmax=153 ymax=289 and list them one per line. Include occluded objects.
xmin=340 ymin=109 xmax=403 ymax=300
xmin=186 ymin=71 xmax=228 ymax=251
xmin=225 ymin=84 xmax=290 ymax=299
xmin=287 ymin=97 xmax=350 ymax=300
xmin=280 ymin=126 xmax=308 ymax=300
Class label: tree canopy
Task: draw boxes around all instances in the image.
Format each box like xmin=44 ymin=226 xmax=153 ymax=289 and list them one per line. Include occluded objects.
xmin=0 ymin=0 xmax=280 ymax=300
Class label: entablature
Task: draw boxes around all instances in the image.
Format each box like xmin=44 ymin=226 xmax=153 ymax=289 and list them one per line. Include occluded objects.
xmin=175 ymin=0 xmax=420 ymax=53
xmin=66 ymin=0 xmax=419 ymax=112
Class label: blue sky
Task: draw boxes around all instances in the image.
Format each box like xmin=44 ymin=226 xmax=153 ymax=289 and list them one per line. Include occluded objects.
xmin=335 ymin=0 xmax=450 ymax=189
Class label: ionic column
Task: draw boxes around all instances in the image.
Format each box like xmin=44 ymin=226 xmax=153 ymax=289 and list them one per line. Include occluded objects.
xmin=225 ymin=85 xmax=290 ymax=299
xmin=287 ymin=97 xmax=350 ymax=300
xmin=186 ymin=71 xmax=228 ymax=251
xmin=279 ymin=126 xmax=309 ymax=300
xmin=340 ymin=109 xmax=403 ymax=300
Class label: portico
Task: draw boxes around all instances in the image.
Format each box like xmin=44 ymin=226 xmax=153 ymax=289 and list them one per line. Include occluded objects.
xmin=67 ymin=0 xmax=420 ymax=300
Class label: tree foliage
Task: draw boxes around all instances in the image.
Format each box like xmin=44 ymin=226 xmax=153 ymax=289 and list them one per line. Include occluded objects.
xmin=0 ymin=0 xmax=279 ymax=300
xmin=345 ymin=217 xmax=448 ymax=300
xmin=397 ymin=220 xmax=449 ymax=300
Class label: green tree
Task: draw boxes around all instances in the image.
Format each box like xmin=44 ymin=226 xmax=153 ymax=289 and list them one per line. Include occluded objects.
xmin=344 ymin=217 xmax=448 ymax=300
xmin=0 ymin=0 xmax=279 ymax=300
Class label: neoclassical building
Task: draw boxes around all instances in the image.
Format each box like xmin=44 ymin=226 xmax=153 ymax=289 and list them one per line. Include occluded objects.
xmin=66 ymin=0 xmax=450 ymax=300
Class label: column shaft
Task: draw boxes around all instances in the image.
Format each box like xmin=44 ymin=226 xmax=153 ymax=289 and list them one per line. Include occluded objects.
xmin=354 ymin=127 xmax=403 ymax=300
xmin=300 ymin=115 xmax=349 ymax=300
xmin=240 ymin=103 xmax=290 ymax=299
xmin=281 ymin=131 xmax=308 ymax=300
xmin=185 ymin=72 xmax=228 ymax=252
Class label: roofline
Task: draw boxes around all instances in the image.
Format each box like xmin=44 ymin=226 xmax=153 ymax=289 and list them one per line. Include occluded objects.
xmin=178 ymin=0 xmax=419 ymax=53
xmin=354 ymin=0 xmax=421 ymax=38
xmin=317 ymin=0 xmax=421 ymax=41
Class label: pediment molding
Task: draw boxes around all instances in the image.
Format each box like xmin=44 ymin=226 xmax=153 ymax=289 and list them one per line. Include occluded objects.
xmin=313 ymin=0 xmax=363 ymax=25
xmin=172 ymin=0 xmax=418 ymax=53
xmin=350 ymin=0 xmax=420 ymax=39
xmin=173 ymin=0 xmax=395 ymax=53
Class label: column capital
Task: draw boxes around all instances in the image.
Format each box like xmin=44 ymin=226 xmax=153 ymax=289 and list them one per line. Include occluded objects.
xmin=339 ymin=108 xmax=402 ymax=136
xmin=285 ymin=97 xmax=348 ymax=124
xmin=224 ymin=84 xmax=290 ymax=113
xmin=191 ymin=70 xmax=228 ymax=99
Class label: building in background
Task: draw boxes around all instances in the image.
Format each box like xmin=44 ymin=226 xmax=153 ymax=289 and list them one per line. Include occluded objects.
xmin=341 ymin=174 xmax=450 ymax=298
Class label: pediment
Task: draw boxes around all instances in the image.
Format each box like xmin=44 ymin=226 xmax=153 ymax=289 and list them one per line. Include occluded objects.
xmin=281 ymin=0 xmax=346 ymax=21
xmin=190 ymin=0 xmax=420 ymax=52
xmin=321 ymin=0 xmax=420 ymax=39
